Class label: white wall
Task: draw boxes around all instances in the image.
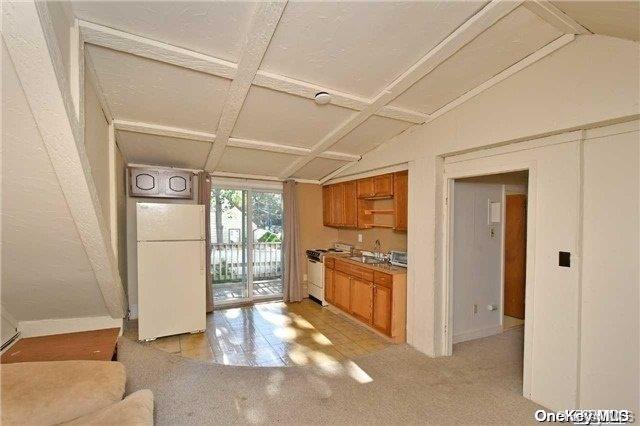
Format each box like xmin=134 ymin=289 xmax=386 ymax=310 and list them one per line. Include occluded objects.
xmin=126 ymin=173 xmax=199 ymax=317
xmin=452 ymin=182 xmax=503 ymax=343
xmin=1 ymin=41 xmax=109 ymax=321
xmin=329 ymin=35 xmax=639 ymax=411
xmin=580 ymin=122 xmax=639 ymax=412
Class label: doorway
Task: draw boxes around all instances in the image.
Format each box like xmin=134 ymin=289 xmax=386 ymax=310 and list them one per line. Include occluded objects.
xmin=448 ymin=171 xmax=528 ymax=346
xmin=210 ymin=184 xmax=284 ymax=307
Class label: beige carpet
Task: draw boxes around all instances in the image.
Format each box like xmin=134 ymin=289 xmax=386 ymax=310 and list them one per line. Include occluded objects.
xmin=117 ymin=328 xmax=542 ymax=425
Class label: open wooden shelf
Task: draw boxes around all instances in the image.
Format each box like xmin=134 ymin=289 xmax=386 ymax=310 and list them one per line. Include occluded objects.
xmin=364 ymin=209 xmax=395 ymax=215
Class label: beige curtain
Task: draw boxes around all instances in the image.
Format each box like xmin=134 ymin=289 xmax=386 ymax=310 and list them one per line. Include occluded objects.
xmin=282 ymin=180 xmax=302 ymax=302
xmin=198 ymin=172 xmax=214 ymax=312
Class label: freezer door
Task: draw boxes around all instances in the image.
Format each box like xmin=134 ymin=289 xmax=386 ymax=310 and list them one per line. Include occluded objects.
xmin=137 ymin=203 xmax=204 ymax=241
xmin=138 ymin=240 xmax=206 ymax=340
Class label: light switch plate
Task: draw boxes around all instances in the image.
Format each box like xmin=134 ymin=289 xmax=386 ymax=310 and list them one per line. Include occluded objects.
xmin=358 ymin=234 xmax=363 ymax=243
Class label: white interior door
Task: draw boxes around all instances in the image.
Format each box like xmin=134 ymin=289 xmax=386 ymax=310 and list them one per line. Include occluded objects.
xmin=138 ymin=240 xmax=206 ymax=340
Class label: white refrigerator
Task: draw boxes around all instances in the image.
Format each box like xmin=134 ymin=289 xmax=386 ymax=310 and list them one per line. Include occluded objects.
xmin=137 ymin=203 xmax=206 ymax=341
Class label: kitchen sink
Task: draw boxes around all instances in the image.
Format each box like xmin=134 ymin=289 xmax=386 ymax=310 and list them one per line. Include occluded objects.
xmin=349 ymin=256 xmax=386 ymax=265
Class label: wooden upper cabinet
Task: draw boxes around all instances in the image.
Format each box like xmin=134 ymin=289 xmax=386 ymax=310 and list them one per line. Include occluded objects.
xmin=350 ymin=278 xmax=373 ymax=324
xmin=331 ymin=183 xmax=345 ymax=226
xmin=373 ymin=174 xmax=394 ymax=197
xmin=342 ymin=181 xmax=357 ymax=228
xmin=322 ymin=185 xmax=333 ymax=226
xmin=357 ymin=178 xmax=375 ymax=198
xmin=393 ymin=170 xmax=408 ymax=232
xmin=357 ymin=174 xmax=394 ymax=199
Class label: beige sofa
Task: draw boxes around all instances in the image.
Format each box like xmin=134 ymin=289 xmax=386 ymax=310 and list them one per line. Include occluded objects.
xmin=1 ymin=360 xmax=153 ymax=425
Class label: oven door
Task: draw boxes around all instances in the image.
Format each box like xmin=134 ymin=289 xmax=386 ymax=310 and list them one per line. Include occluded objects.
xmin=307 ymin=259 xmax=326 ymax=305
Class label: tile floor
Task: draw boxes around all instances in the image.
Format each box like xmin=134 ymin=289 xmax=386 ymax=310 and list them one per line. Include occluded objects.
xmin=124 ymin=299 xmax=391 ymax=367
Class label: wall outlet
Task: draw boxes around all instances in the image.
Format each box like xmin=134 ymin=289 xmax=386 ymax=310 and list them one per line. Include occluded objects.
xmin=302 ymin=273 xmax=308 ymax=282
xmin=358 ymin=233 xmax=363 ymax=243
xmin=473 ymin=304 xmax=478 ymax=315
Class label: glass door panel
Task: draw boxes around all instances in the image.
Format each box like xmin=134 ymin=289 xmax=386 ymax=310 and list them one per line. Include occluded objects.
xmin=211 ymin=188 xmax=249 ymax=304
xmin=250 ymin=191 xmax=283 ymax=298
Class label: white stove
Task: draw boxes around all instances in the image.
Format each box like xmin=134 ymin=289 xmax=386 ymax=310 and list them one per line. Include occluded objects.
xmin=306 ymin=243 xmax=352 ymax=306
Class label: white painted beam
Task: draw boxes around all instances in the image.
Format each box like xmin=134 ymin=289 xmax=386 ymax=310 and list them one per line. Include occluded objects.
xmin=425 ymin=34 xmax=575 ymax=124
xmin=524 ymin=0 xmax=591 ymax=35
xmin=78 ymin=19 xmax=426 ymax=124
xmin=85 ymin=48 xmax=113 ymax=122
xmin=204 ymin=1 xmax=288 ymax=171
xmin=3 ymin=0 xmax=127 ymax=318
xmin=281 ymin=0 xmax=523 ymax=178
xmin=79 ymin=19 xmax=238 ymax=79
xmin=113 ymin=119 xmax=360 ymax=162
xmin=108 ymin=123 xmax=117 ymax=256
xmin=113 ymin=120 xmax=216 ymax=143
xmin=319 ymin=162 xmax=359 ymax=184
xmin=252 ymin=70 xmax=427 ymax=124
xmin=320 ymin=151 xmax=361 ymax=162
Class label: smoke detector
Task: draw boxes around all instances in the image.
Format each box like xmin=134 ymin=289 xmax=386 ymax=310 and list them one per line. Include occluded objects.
xmin=314 ymin=92 xmax=332 ymax=105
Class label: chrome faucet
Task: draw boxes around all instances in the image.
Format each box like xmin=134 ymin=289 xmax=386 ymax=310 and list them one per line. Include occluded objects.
xmin=373 ymin=239 xmax=381 ymax=259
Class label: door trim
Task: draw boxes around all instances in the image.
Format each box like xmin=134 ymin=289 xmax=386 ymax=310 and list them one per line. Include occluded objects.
xmin=442 ymin=160 xmax=537 ymax=399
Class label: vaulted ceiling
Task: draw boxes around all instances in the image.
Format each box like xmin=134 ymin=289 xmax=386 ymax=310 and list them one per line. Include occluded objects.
xmin=71 ymin=0 xmax=638 ymax=182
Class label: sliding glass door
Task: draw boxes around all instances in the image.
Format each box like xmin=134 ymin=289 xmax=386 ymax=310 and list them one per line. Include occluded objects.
xmin=210 ymin=185 xmax=283 ymax=306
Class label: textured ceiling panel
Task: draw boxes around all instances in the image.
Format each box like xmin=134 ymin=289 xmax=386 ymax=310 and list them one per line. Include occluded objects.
xmin=87 ymin=45 xmax=230 ymax=132
xmin=391 ymin=6 xmax=563 ymax=114
xmin=330 ymin=116 xmax=412 ymax=156
xmin=261 ymin=1 xmax=487 ymax=97
xmin=552 ymin=1 xmax=640 ymax=41
xmin=232 ymin=86 xmax=355 ymax=149
xmin=216 ymin=146 xmax=301 ymax=176
xmin=72 ymin=1 xmax=257 ymax=62
xmin=292 ymin=158 xmax=349 ymax=181
xmin=117 ymin=131 xmax=211 ymax=169
xmin=2 ymin=44 xmax=108 ymax=320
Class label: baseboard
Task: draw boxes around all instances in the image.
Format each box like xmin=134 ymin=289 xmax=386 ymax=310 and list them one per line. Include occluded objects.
xmin=18 ymin=316 xmax=123 ymax=338
xmin=453 ymin=325 xmax=502 ymax=344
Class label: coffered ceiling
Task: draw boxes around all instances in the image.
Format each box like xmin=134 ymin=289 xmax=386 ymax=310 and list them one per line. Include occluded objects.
xmin=70 ymin=0 xmax=633 ymax=182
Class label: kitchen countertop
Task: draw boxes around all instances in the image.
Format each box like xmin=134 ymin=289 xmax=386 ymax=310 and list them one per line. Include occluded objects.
xmin=325 ymin=253 xmax=407 ymax=275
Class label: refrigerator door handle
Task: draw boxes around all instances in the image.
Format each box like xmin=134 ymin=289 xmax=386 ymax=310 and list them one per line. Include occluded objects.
xmin=200 ymin=243 xmax=205 ymax=272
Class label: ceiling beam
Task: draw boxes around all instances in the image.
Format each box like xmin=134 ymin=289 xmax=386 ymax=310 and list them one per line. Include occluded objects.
xmin=280 ymin=0 xmax=523 ymax=178
xmin=4 ymin=0 xmax=126 ymax=317
xmin=113 ymin=119 xmax=360 ymax=162
xmin=203 ymin=1 xmax=288 ymax=171
xmin=78 ymin=19 xmax=427 ymax=125
xmin=524 ymin=0 xmax=591 ymax=35
xmin=322 ymin=33 xmax=576 ymax=183
xmin=85 ymin=47 xmax=113 ymax=122
xmin=79 ymin=19 xmax=238 ymax=79
xmin=425 ymin=34 xmax=575 ymax=125
xmin=113 ymin=120 xmax=216 ymax=143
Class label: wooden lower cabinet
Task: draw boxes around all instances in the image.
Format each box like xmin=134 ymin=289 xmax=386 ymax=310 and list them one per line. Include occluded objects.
xmin=333 ymin=270 xmax=351 ymax=311
xmin=324 ymin=259 xmax=406 ymax=342
xmin=372 ymin=285 xmax=392 ymax=334
xmin=324 ymin=266 xmax=334 ymax=304
xmin=350 ymin=278 xmax=373 ymax=324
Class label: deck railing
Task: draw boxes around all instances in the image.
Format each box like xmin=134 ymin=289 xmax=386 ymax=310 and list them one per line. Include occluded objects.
xmin=211 ymin=242 xmax=282 ymax=283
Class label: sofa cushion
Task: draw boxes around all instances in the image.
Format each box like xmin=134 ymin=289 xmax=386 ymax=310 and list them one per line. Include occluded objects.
xmin=62 ymin=389 xmax=154 ymax=425
xmin=1 ymin=360 xmax=126 ymax=425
